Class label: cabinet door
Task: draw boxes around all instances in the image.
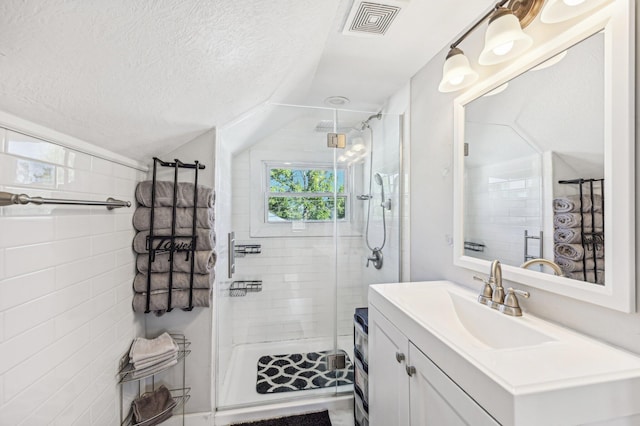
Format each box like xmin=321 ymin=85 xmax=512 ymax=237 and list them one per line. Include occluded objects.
xmin=369 ymin=307 xmax=410 ymax=426
xmin=408 ymin=343 xmax=499 ymax=426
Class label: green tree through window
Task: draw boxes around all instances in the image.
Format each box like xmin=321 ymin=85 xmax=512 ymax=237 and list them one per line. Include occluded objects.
xmin=268 ymin=167 xmax=346 ymax=222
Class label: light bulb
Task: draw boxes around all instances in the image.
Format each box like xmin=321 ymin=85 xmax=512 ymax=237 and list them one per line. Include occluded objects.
xmin=493 ymin=40 xmax=514 ymax=56
xmin=563 ymin=0 xmax=585 ymax=5
xmin=448 ymin=74 xmax=465 ymax=86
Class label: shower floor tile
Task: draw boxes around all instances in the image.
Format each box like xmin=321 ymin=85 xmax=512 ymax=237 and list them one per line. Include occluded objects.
xmin=219 ymin=336 xmax=354 ymax=408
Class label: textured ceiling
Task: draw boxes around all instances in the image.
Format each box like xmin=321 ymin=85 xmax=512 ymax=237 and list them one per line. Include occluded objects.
xmin=0 ymin=0 xmax=491 ymax=161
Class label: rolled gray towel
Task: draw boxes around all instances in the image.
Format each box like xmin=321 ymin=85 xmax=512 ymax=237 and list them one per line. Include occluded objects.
xmin=133 ymin=228 xmax=215 ymax=254
xmin=132 ymin=288 xmax=211 ymax=313
xmin=553 ymin=195 xmax=603 ymax=213
xmin=553 ymin=212 xmax=603 ymax=229
xmin=136 ymin=181 xmax=214 ymax=208
xmin=137 ymin=250 xmax=216 ymax=274
xmin=553 ymin=228 xmax=582 ymax=244
xmin=554 ymin=243 xmax=604 ymax=261
xmin=132 ymin=385 xmax=177 ymax=425
xmin=555 ymin=256 xmax=599 ymax=272
xmin=133 ymin=207 xmax=214 ymax=231
xmin=133 ymin=272 xmax=211 ymax=292
xmin=566 ymin=270 xmax=605 ymax=285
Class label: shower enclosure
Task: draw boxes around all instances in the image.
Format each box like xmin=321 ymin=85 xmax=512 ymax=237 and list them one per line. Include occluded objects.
xmin=216 ymin=103 xmax=401 ymax=411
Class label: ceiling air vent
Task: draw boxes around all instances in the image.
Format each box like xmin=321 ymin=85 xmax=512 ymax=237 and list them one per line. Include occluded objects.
xmin=342 ymin=1 xmax=406 ymax=37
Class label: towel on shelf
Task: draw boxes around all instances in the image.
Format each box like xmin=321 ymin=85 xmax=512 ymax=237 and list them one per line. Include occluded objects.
xmin=129 ymin=332 xmax=179 ymax=364
xmin=553 ymin=194 xmax=603 ymax=213
xmin=132 ymin=385 xmax=177 ymax=425
xmin=137 ymin=250 xmax=216 ymax=274
xmin=136 ymin=181 xmax=214 ymax=208
xmin=133 ymin=272 xmax=211 ymax=292
xmin=133 ymin=206 xmax=214 ymax=231
xmin=553 ymin=212 xmax=603 ymax=229
xmin=553 ymin=243 xmax=604 ymax=261
xmin=134 ymin=351 xmax=178 ymax=370
xmin=130 ymin=358 xmax=179 ymax=380
xmin=132 ymin=288 xmax=212 ymax=313
xmin=566 ymin=270 xmax=605 ymax=285
xmin=554 ymin=256 xmax=600 ymax=273
xmin=133 ymin=228 xmax=216 ymax=254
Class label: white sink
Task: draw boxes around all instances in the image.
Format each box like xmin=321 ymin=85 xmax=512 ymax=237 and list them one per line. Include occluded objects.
xmin=370 ymin=280 xmax=640 ymax=426
xmin=448 ymin=292 xmax=555 ymax=350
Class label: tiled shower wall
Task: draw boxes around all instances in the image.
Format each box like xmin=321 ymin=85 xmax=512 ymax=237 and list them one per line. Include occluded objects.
xmin=0 ymin=127 xmax=145 ymax=425
xmin=229 ymin=147 xmax=365 ymax=345
xmin=464 ymin=155 xmax=542 ymax=267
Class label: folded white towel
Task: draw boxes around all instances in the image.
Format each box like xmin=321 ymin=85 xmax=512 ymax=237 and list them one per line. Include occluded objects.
xmin=134 ymin=352 xmax=178 ymax=370
xmin=130 ymin=358 xmax=179 ymax=380
xmin=553 ymin=195 xmax=602 ymax=213
xmin=129 ymin=332 xmax=179 ymax=364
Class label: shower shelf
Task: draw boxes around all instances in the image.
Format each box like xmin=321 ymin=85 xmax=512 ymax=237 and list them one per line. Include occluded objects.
xmin=464 ymin=241 xmax=485 ymax=252
xmin=229 ymin=280 xmax=262 ymax=297
xmin=234 ymin=244 xmax=262 ymax=256
xmin=118 ymin=334 xmax=190 ymax=426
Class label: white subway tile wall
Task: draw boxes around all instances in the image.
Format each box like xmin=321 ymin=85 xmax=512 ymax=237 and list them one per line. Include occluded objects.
xmin=0 ymin=128 xmax=145 ymax=425
xmin=464 ymin=155 xmax=543 ymax=267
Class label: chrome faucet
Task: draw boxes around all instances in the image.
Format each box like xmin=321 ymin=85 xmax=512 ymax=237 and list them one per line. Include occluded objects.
xmin=489 ymin=260 xmax=504 ymax=309
xmin=475 ymin=260 xmax=530 ymax=316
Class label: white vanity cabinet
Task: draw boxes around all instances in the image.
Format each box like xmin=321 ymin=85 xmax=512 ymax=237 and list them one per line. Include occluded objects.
xmin=369 ymin=306 xmax=498 ymax=426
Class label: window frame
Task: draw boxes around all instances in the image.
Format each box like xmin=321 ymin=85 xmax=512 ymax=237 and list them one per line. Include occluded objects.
xmin=264 ymin=161 xmax=350 ymax=224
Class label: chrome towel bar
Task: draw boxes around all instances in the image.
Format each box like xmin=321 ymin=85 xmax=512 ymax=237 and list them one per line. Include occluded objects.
xmin=0 ymin=191 xmax=131 ymax=210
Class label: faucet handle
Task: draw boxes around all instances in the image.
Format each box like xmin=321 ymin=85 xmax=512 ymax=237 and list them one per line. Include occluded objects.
xmin=500 ymin=287 xmax=530 ymax=316
xmin=474 ymin=275 xmax=493 ymax=305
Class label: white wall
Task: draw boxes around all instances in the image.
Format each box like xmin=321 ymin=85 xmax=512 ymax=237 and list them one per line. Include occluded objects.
xmin=410 ymin=5 xmax=640 ymax=354
xmin=0 ymin=120 xmax=146 ymax=425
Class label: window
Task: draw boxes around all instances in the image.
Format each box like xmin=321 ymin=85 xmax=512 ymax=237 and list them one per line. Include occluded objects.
xmin=266 ymin=163 xmax=348 ymax=222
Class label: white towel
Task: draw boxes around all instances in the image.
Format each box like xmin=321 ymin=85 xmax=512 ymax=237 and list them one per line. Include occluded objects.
xmin=134 ymin=352 xmax=178 ymax=370
xmin=129 ymin=332 xmax=179 ymax=364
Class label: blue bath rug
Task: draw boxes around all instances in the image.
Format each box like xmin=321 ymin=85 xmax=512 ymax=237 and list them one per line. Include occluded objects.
xmin=256 ymin=350 xmax=353 ymax=394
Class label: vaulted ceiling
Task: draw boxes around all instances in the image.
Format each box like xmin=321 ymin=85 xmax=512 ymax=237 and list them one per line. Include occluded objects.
xmin=0 ymin=0 xmax=490 ymax=161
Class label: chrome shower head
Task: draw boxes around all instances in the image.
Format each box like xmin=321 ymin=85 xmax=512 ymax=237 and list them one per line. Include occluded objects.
xmin=374 ymin=172 xmax=384 ymax=186
xmin=359 ymin=112 xmax=383 ymax=130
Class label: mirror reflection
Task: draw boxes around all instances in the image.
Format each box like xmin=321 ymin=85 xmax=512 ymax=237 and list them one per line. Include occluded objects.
xmin=463 ymin=32 xmax=604 ymax=285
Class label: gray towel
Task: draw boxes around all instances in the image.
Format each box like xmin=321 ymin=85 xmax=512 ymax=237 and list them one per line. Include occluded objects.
xmin=553 ymin=212 xmax=603 ymax=229
xmin=137 ymin=250 xmax=215 ymax=274
xmin=553 ymin=195 xmax=603 ymax=213
xmin=129 ymin=332 xmax=179 ymax=364
xmin=130 ymin=358 xmax=178 ymax=380
xmin=132 ymin=288 xmax=211 ymax=313
xmin=554 ymin=243 xmax=604 ymax=261
xmin=133 ymin=228 xmax=215 ymax=254
xmin=132 ymin=385 xmax=177 ymax=425
xmin=136 ymin=181 xmax=214 ymax=208
xmin=555 ymin=256 xmax=599 ymax=272
xmin=133 ymin=207 xmax=214 ymax=231
xmin=133 ymin=272 xmax=211 ymax=292
xmin=567 ymin=270 xmax=605 ymax=285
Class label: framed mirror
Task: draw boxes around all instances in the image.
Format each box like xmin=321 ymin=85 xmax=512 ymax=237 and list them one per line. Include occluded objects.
xmin=453 ymin=0 xmax=635 ymax=312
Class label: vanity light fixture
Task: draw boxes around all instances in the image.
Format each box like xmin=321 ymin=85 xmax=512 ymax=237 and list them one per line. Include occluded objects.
xmin=478 ymin=7 xmax=532 ymax=65
xmin=438 ymin=0 xmax=545 ymax=93
xmin=540 ymin=0 xmax=610 ymax=23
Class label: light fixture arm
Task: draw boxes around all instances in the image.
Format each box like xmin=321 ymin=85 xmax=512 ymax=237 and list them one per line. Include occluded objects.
xmin=449 ymin=0 xmax=509 ymax=50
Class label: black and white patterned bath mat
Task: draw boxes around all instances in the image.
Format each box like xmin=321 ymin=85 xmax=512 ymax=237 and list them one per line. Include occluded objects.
xmin=256 ymin=349 xmax=354 ymax=394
